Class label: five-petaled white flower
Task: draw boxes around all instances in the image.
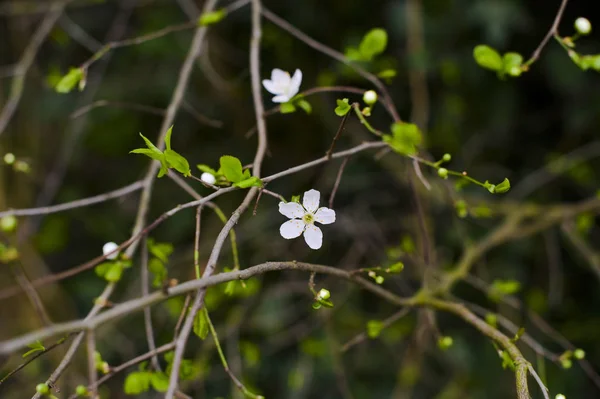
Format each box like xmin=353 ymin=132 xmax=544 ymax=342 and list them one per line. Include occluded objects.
xmin=278 ymin=189 xmax=335 ymax=250
xmin=262 ymin=68 xmax=302 ymax=103
xmin=103 ymin=242 xmax=119 ymax=260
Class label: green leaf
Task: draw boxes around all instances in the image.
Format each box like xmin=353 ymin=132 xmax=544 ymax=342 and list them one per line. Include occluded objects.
xmin=164 ymin=126 xmax=173 ymax=150
xmin=94 ymin=262 xmax=112 ymax=278
xmin=386 ymin=262 xmax=404 ymax=273
xmin=334 ymin=98 xmax=351 ymax=116
xmin=224 ymin=280 xmax=236 ymax=296
xmin=384 ymin=122 xmax=423 ymax=155
xmin=493 ymin=178 xmax=511 ymax=194
xmin=367 ymin=320 xmax=384 ymax=338
xmin=473 ymin=45 xmax=503 ymax=71
xmin=196 ymin=164 xmax=217 ymax=175
xmin=130 ymin=148 xmax=163 ymax=161
xmin=137 ymin=133 xmax=162 ymax=154
xmin=105 ymin=263 xmax=123 ymax=282
xmin=164 ymin=149 xmax=191 ymax=177
xmin=150 ymin=372 xmax=169 ymax=392
xmin=233 ymin=176 xmax=263 ymax=188
xmin=22 ymin=340 xmax=45 ymax=358
xmin=147 ymin=239 xmax=174 ymax=263
xmin=219 ymin=155 xmax=244 ymax=183
xmin=198 ymin=8 xmax=227 ymax=26
xmin=359 ymin=28 xmax=388 ymax=61
xmin=503 ymin=52 xmax=523 ymax=76
xmin=344 ymin=46 xmax=363 ymax=61
xmin=489 ymin=279 xmax=521 ymax=302
xmin=377 ymin=68 xmax=397 ymax=83
xmin=280 ymin=102 xmax=296 ymax=114
xmin=148 ymin=258 xmax=167 ymax=287
xmin=193 ymin=308 xmax=209 ymax=340
xmin=55 ymin=68 xmax=84 ymax=93
xmin=124 ymin=371 xmax=151 ymax=394
xmin=296 ymin=99 xmax=312 ymax=114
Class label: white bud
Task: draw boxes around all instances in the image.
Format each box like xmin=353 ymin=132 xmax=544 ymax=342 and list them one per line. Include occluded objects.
xmin=555 ymin=394 xmax=566 ymax=399
xmin=102 ymin=242 xmax=119 ymax=260
xmin=575 ymin=17 xmax=591 ymax=35
xmin=363 ymin=90 xmax=378 ymax=105
xmin=317 ymin=288 xmax=331 ymax=300
xmin=200 ymin=172 xmax=216 ymax=185
xmin=3 ymin=153 xmax=15 ymax=165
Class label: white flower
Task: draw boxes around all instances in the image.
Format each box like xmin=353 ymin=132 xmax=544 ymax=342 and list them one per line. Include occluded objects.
xmin=262 ymin=68 xmax=302 ymax=103
xmin=278 ymin=189 xmax=335 ymax=250
xmin=200 ymin=172 xmax=216 ymax=185
xmin=102 ymin=242 xmax=119 ymax=260
xmin=555 ymin=395 xmax=566 ymax=399
xmin=575 ymin=17 xmax=591 ymax=35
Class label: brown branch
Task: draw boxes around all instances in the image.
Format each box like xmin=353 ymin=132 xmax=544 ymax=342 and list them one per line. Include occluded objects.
xmin=525 ymin=0 xmax=570 ymax=66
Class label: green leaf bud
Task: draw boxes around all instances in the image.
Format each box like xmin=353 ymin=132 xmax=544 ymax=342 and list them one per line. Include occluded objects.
xmin=442 ymin=153 xmax=451 ymax=162
xmin=437 ymin=168 xmax=449 ymax=179
xmin=75 ymin=385 xmax=88 ymax=396
xmin=3 ymin=153 xmax=15 ymax=165
xmin=36 ymin=384 xmax=50 ymax=395
xmin=0 ymin=215 xmax=18 ymax=233
xmin=438 ymin=336 xmax=453 ymax=350
xmin=574 ymin=349 xmax=586 ymax=360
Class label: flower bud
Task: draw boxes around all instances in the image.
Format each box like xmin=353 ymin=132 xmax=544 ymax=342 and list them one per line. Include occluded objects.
xmin=556 ymin=394 xmax=566 ymax=399
xmin=76 ymin=385 xmax=88 ymax=396
xmin=3 ymin=153 xmax=15 ymax=165
xmin=200 ymin=172 xmax=216 ymax=185
xmin=14 ymin=160 xmax=30 ymax=173
xmin=437 ymin=168 xmax=449 ymax=179
xmin=102 ymin=242 xmax=119 ymax=260
xmin=0 ymin=215 xmax=17 ymax=233
xmin=438 ymin=336 xmax=453 ymax=350
xmin=442 ymin=153 xmax=451 ymax=162
xmin=363 ymin=90 xmax=378 ymax=105
xmin=318 ymin=288 xmax=331 ymax=300
xmin=561 ymin=358 xmax=572 ymax=369
xmin=36 ymin=384 xmax=49 ymax=395
xmin=574 ymin=349 xmax=585 ymax=359
xmin=575 ymin=17 xmax=592 ymax=35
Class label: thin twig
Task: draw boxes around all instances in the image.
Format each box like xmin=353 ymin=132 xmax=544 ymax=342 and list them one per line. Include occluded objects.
xmin=525 ymin=0 xmax=570 ymax=66
xmin=328 ymin=157 xmax=349 ymax=209
xmin=341 ymin=307 xmax=411 ymax=352
xmin=141 ymin=238 xmax=161 ymax=371
xmin=0 ymin=1 xmax=66 ymax=137
xmin=326 ymin=112 xmax=349 ymax=159
xmin=85 ymin=330 xmax=98 ymax=399
xmin=0 ymin=181 xmax=144 ymax=218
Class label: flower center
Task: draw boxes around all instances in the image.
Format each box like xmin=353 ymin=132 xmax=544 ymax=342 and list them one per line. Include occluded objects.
xmin=302 ymin=213 xmax=314 ymax=225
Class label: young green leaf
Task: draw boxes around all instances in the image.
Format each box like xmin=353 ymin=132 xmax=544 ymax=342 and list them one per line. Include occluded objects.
xmin=366 ymin=320 xmax=384 ymax=338
xmin=384 ymin=122 xmax=423 ymax=155
xmin=105 ymin=263 xmax=123 ymax=282
xmin=196 ymin=164 xmax=217 ymax=175
xmin=148 ymin=258 xmax=167 ymax=288
xmin=377 ymin=69 xmax=397 ymax=81
xmin=55 ymin=68 xmax=84 ymax=93
xmin=164 ymin=126 xmax=174 ymax=151
xmin=193 ymin=308 xmax=209 ymax=340
xmin=473 ymin=45 xmax=503 ymax=71
xmin=503 ymin=52 xmax=523 ymax=76
xmin=164 ymin=149 xmax=191 ymax=177
xmin=198 ymin=8 xmax=227 ymax=26
xmin=296 ymin=99 xmax=312 ymax=114
xmin=124 ymin=371 xmax=152 ymax=394
xmin=233 ymin=176 xmax=263 ymax=189
xmin=219 ymin=155 xmax=244 ymax=183
xmin=359 ymin=28 xmax=388 ymax=61
xmin=22 ymin=340 xmax=45 ymax=358
xmin=280 ymin=102 xmax=296 ymax=114
xmin=148 ymin=239 xmax=174 ymax=262
xmin=150 ymin=372 xmax=170 ymax=392
xmin=335 ymin=98 xmax=351 ymax=116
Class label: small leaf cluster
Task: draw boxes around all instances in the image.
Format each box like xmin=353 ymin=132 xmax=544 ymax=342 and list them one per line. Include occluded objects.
xmin=279 ymin=94 xmax=313 ymax=114
xmin=131 ymin=126 xmax=191 ymax=178
xmin=344 ymin=28 xmax=397 ymax=81
xmin=383 ymin=122 xmax=423 ymax=156
xmin=198 ymin=8 xmax=227 ymax=26
xmin=312 ymin=288 xmax=333 ymax=310
xmin=147 ymin=238 xmax=174 ymax=288
xmin=55 ymin=67 xmax=86 ymax=93
xmin=22 ymin=340 xmax=45 ymax=358
xmin=123 ymin=352 xmax=199 ymax=395
xmin=95 ymin=254 xmax=132 ymax=283
xmin=473 ymin=45 xmax=524 ymax=78
xmin=197 ymin=155 xmax=262 ymax=188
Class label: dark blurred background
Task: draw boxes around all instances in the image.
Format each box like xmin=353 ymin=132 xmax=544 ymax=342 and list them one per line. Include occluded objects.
xmin=1 ymin=0 xmax=600 ymax=398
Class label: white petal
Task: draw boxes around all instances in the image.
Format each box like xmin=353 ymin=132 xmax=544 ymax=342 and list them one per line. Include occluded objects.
xmin=314 ymin=207 xmax=336 ymax=225
xmin=272 ymin=94 xmax=290 ymax=103
xmin=302 ymin=189 xmax=320 ymax=213
xmin=262 ymin=79 xmax=282 ymax=95
xmin=280 ymin=219 xmax=305 ymax=239
xmin=102 ymin=242 xmax=119 ymax=260
xmin=288 ymin=69 xmax=302 ymax=98
xmin=271 ymin=68 xmax=290 ymax=84
xmin=279 ymin=201 xmax=305 ymax=219
xmin=303 ymin=225 xmax=323 ymax=249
